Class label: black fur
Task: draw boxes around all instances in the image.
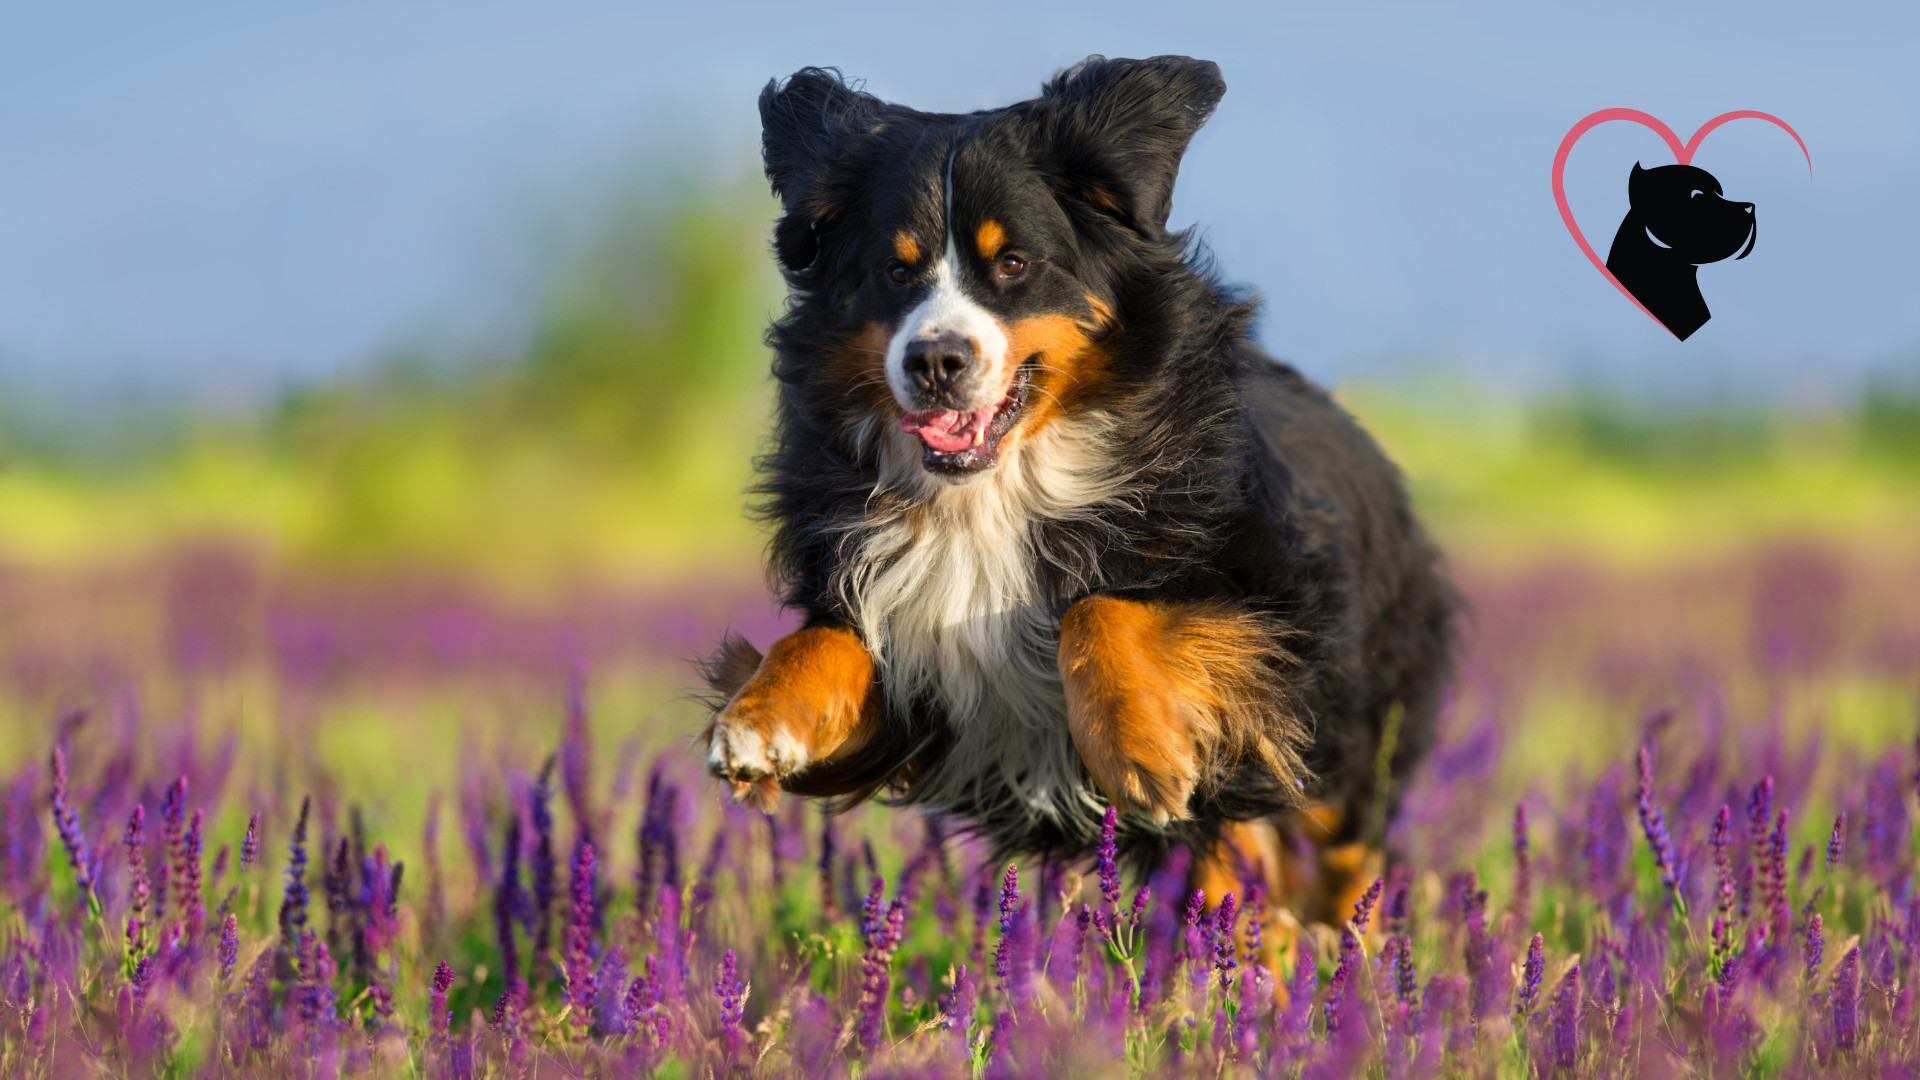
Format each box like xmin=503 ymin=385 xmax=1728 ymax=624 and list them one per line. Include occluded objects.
xmin=1605 ymin=162 xmax=1757 ymax=341
xmin=734 ymin=56 xmax=1457 ymax=865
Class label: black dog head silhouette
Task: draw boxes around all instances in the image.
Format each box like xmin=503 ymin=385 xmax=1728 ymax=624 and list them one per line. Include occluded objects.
xmin=1604 ymin=162 xmax=1756 ymax=340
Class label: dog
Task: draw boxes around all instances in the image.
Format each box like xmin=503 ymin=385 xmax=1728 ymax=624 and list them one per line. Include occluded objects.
xmin=1605 ymin=162 xmax=1756 ymax=340
xmin=703 ymin=55 xmax=1456 ymax=924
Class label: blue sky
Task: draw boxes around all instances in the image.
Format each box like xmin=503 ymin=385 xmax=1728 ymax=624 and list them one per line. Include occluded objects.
xmin=2 ymin=1 xmax=1915 ymax=406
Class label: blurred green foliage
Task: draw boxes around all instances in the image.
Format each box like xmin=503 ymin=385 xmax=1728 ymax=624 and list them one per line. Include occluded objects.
xmin=0 ymin=183 xmax=1916 ymax=585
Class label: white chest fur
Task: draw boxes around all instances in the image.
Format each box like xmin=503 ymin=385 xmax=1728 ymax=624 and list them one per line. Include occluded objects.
xmin=833 ymin=420 xmax=1126 ymax=826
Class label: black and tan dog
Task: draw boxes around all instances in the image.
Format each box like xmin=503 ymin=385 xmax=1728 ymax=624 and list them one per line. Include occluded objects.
xmin=1605 ymin=162 xmax=1757 ymax=340
xmin=702 ymin=55 xmax=1456 ymax=925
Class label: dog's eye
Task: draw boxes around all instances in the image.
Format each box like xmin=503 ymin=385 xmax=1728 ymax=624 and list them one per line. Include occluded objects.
xmin=997 ymin=255 xmax=1027 ymax=280
xmin=884 ymin=261 xmax=912 ymax=286
xmin=1689 ymin=189 xmax=1703 ymax=198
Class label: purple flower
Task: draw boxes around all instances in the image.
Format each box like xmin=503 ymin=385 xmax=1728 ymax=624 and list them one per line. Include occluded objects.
xmin=180 ymin=807 xmax=206 ymax=945
xmin=1212 ymin=892 xmax=1239 ymax=991
xmin=1279 ymin=950 xmax=1318 ymax=1043
xmin=429 ymin=961 xmax=454 ymax=1042
xmin=240 ymin=811 xmax=260 ymax=872
xmin=1072 ymin=904 xmax=1092 ymax=984
xmin=1832 ymin=944 xmax=1860 ymax=1051
xmin=241 ymin=948 xmax=274 ymax=1049
xmin=623 ymin=971 xmax=658 ymax=1050
xmin=1805 ymin=913 xmax=1825 ymax=984
xmin=1351 ymin=877 xmax=1384 ymax=935
xmin=1766 ymin=808 xmax=1793 ymax=937
xmin=1463 ymin=876 xmax=1500 ymax=1023
xmin=1635 ymin=743 xmax=1682 ymax=912
xmin=945 ymin=962 xmax=977 ymax=1040
xmin=813 ymin=812 xmax=837 ymax=921
xmin=565 ymin=839 xmax=597 ymax=1029
xmin=1095 ymin=805 xmax=1120 ymax=908
xmin=278 ymin=795 xmax=311 ymax=941
xmin=494 ymin=816 xmax=524 ymax=995
xmin=1324 ymin=928 xmax=1359 ymax=1032
xmin=219 ymin=913 xmax=239 ymax=983
xmin=529 ymin=759 xmax=557 ymax=972
xmin=1708 ymin=804 xmax=1735 ymax=953
xmin=715 ymin=948 xmax=748 ymax=1065
xmin=994 ymin=864 xmax=1021 ymax=985
xmin=860 ymin=876 xmax=888 ymax=943
xmin=1179 ymin=887 xmax=1206 ymax=965
xmin=124 ymin=805 xmax=150 ymax=964
xmin=856 ymin=881 xmax=906 ymax=1053
xmin=49 ymin=745 xmax=98 ymax=913
xmin=1516 ymin=932 xmax=1545 ymax=1018
xmin=1826 ymin=813 xmax=1846 ymax=871
xmin=1242 ymin=878 xmax=1265 ymax=968
xmin=158 ymin=777 xmax=188 ymax=917
xmin=1549 ymin=962 xmax=1582 ymax=1070
xmin=1394 ymin=933 xmax=1420 ymax=1031
xmin=1745 ymin=776 xmax=1774 ymax=915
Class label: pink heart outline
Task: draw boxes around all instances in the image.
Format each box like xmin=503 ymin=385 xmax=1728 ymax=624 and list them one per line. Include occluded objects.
xmin=1552 ymin=108 xmax=1812 ymax=337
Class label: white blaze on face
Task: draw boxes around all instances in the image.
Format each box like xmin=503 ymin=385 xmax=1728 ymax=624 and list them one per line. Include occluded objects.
xmin=883 ymin=165 xmax=1010 ymax=413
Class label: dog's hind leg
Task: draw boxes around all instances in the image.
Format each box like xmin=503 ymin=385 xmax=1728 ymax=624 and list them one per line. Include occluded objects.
xmin=703 ymin=626 xmax=882 ymax=812
xmin=1190 ymin=819 xmax=1302 ymax=1004
xmin=1282 ymin=803 xmax=1385 ymax=931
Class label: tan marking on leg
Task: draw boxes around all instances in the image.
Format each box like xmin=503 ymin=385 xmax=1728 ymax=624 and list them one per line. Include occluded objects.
xmin=1318 ymin=842 xmax=1382 ymax=930
xmin=1057 ymin=597 xmax=1307 ymax=823
xmin=705 ymin=627 xmax=881 ymax=812
xmin=1059 ymin=597 xmax=1197 ymax=821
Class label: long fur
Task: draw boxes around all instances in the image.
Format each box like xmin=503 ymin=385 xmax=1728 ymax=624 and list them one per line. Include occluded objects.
xmin=716 ymin=56 xmax=1459 ymax=866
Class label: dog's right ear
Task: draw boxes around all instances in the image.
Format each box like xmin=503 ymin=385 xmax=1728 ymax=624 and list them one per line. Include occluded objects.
xmin=760 ymin=68 xmax=881 ymax=274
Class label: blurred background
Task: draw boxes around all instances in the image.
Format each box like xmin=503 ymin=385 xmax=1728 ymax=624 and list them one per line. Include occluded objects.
xmin=1 ymin=1 xmax=1916 ymax=824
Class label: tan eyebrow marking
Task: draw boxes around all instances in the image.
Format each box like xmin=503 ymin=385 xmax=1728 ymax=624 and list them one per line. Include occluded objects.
xmin=893 ymin=231 xmax=920 ymax=264
xmin=975 ymin=219 xmax=1005 ymax=258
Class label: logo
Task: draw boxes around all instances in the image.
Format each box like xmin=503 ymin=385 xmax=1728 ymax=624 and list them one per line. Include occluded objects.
xmin=1553 ymin=109 xmax=1811 ymax=340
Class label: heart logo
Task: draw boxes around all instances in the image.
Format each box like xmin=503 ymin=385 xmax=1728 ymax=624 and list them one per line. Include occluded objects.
xmin=1552 ymin=108 xmax=1811 ymax=336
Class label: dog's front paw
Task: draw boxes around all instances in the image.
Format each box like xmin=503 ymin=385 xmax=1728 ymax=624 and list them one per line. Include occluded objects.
xmin=707 ymin=704 xmax=812 ymax=784
xmin=707 ymin=703 xmax=815 ymax=812
xmin=699 ymin=625 xmax=880 ymax=812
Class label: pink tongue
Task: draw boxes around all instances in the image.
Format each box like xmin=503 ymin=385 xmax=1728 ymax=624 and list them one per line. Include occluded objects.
xmin=900 ymin=408 xmax=992 ymax=453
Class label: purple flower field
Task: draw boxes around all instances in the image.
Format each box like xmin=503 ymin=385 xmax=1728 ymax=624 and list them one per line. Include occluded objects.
xmin=1 ymin=540 xmax=1918 ymax=1078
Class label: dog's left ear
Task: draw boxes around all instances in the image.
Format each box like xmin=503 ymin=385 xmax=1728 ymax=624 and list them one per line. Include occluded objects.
xmin=1040 ymin=55 xmax=1226 ymax=236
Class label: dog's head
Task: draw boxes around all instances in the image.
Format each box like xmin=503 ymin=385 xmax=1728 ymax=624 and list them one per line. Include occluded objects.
xmin=1627 ymin=162 xmax=1756 ymax=265
xmin=759 ymin=56 xmax=1224 ymax=479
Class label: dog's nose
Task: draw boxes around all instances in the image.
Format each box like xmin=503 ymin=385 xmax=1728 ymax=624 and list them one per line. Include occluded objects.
xmin=902 ymin=336 xmax=975 ymax=395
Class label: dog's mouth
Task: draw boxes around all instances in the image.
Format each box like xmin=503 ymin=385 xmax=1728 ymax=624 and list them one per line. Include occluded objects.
xmin=898 ymin=363 xmax=1033 ymax=475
